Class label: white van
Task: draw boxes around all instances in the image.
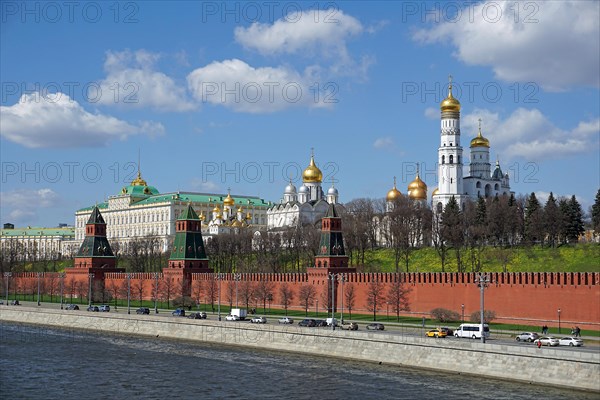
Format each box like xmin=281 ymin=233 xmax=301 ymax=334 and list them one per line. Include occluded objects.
xmin=454 ymin=323 xmax=490 ymax=339
xmin=326 ymin=318 xmax=338 ymax=327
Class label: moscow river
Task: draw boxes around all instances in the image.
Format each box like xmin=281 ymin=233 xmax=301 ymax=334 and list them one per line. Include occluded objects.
xmin=0 ymin=322 xmax=595 ymax=399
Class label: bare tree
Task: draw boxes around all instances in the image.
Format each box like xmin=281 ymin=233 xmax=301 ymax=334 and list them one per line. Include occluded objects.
xmin=132 ymin=278 xmax=145 ymax=306
xmin=160 ymin=276 xmax=175 ymax=309
xmin=279 ymin=283 xmax=294 ymax=316
xmin=366 ymin=277 xmax=386 ymax=321
xmin=207 ymin=276 xmax=217 ymax=312
xmin=239 ymin=279 xmax=254 ymax=310
xmin=344 ymin=283 xmax=356 ymax=319
xmin=255 ymin=277 xmax=275 ymax=314
xmin=298 ymin=283 xmax=317 ymax=316
xmin=226 ymin=280 xmax=235 ymax=308
xmin=192 ymin=278 xmax=204 ymax=309
xmin=387 ymin=275 xmax=411 ymax=321
xmin=107 ymin=280 xmax=120 ymax=308
xmin=45 ymin=274 xmax=58 ymax=303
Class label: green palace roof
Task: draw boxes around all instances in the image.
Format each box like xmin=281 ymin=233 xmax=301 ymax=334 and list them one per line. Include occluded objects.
xmin=0 ymin=227 xmax=75 ymax=237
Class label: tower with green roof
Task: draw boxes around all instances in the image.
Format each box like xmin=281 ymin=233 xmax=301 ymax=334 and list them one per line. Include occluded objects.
xmin=163 ymin=204 xmax=212 ymax=296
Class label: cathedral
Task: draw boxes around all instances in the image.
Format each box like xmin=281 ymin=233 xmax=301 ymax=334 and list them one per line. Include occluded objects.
xmin=267 ymin=151 xmax=340 ymax=230
xmin=384 ymin=76 xmax=513 ymax=214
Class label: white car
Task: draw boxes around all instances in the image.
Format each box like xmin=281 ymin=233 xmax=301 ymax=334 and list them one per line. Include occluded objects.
xmin=278 ymin=317 xmax=294 ymax=324
xmin=251 ymin=316 xmax=267 ymax=324
xmin=533 ymin=336 xmax=560 ymax=346
xmin=559 ymin=337 xmax=584 ymax=347
xmin=225 ymin=314 xmax=240 ymax=321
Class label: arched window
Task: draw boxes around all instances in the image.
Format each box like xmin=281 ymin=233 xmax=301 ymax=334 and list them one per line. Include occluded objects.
xmin=476 ymin=181 xmax=481 ymax=188
xmin=449 ymin=155 xmax=454 ymax=164
xmin=436 ymin=202 xmax=443 ymax=213
xmin=441 ymin=155 xmax=445 ymax=164
xmin=458 ymin=156 xmax=461 ymax=164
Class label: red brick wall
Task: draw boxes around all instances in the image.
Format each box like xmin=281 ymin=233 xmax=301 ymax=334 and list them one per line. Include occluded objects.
xmin=6 ymin=271 xmax=599 ymax=330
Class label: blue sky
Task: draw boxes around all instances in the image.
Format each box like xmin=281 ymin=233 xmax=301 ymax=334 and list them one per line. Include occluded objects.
xmin=1 ymin=1 xmax=599 ymax=227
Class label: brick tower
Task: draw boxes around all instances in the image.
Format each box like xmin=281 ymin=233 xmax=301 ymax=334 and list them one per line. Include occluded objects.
xmin=68 ymin=206 xmax=122 ymax=292
xmin=309 ymin=203 xmax=355 ymax=312
xmin=163 ymin=204 xmax=212 ymax=296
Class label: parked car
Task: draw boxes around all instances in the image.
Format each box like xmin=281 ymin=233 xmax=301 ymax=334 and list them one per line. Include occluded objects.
xmin=314 ymin=319 xmax=327 ymax=327
xmin=188 ymin=312 xmax=206 ymax=319
xmin=440 ymin=327 xmax=454 ymax=336
xmin=11 ymin=300 xmax=20 ymax=305
xmin=366 ymin=323 xmax=385 ymax=331
xmin=299 ymin=319 xmax=316 ymax=327
xmin=99 ymin=305 xmax=110 ymax=312
xmin=66 ymin=304 xmax=79 ymax=310
xmin=278 ymin=317 xmax=294 ymax=324
xmin=515 ymin=332 xmax=539 ymax=342
xmin=533 ymin=336 xmax=560 ymax=347
xmin=340 ymin=322 xmax=359 ymax=331
xmin=172 ymin=308 xmax=186 ymax=317
xmin=225 ymin=314 xmax=240 ymax=321
xmin=87 ymin=305 xmax=99 ymax=312
xmin=426 ymin=328 xmax=447 ymax=338
xmin=250 ymin=316 xmax=267 ymax=324
xmin=559 ymin=337 xmax=584 ymax=347
xmin=136 ymin=307 xmax=150 ymax=315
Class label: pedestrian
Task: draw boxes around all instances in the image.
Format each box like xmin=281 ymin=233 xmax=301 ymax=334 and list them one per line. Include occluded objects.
xmin=543 ymin=325 xmax=548 ymax=335
xmin=537 ymin=340 xmax=542 ymax=349
xmin=575 ymin=326 xmax=581 ymax=337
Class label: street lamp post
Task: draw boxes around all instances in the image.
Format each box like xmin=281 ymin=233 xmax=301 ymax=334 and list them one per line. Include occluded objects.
xmin=316 ymin=299 xmax=318 ymax=317
xmin=4 ymin=272 xmax=11 ymax=306
xmin=59 ymin=273 xmax=65 ymax=309
xmin=126 ymin=273 xmax=132 ymax=314
xmin=234 ymin=273 xmax=241 ymax=308
xmin=217 ymin=274 xmax=223 ymax=321
xmin=36 ymin=272 xmax=42 ymax=306
xmin=475 ymin=273 xmax=491 ymax=344
xmin=386 ymin=302 xmax=390 ymax=320
xmin=558 ymin=308 xmax=561 ymax=334
xmin=88 ymin=273 xmax=95 ymax=307
xmin=154 ymin=272 xmax=159 ymax=314
xmin=328 ymin=273 xmax=336 ymax=331
xmin=339 ymin=274 xmax=345 ymax=325
xmin=461 ymin=303 xmax=465 ymax=324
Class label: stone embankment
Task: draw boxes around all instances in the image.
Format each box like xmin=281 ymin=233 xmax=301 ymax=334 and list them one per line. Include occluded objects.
xmin=1 ymin=307 xmax=598 ymax=392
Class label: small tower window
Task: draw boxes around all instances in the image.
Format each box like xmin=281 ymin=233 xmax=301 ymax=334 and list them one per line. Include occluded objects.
xmin=449 ymin=155 xmax=454 ymax=164
xmin=442 ymin=155 xmax=445 ymax=164
xmin=458 ymin=156 xmax=461 ymax=164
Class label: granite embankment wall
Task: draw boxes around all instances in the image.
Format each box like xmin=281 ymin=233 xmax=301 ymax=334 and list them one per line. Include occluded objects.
xmin=1 ymin=307 xmax=598 ymax=392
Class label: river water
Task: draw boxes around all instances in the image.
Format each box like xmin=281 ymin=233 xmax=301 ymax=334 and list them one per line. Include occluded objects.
xmin=0 ymin=322 xmax=594 ymax=399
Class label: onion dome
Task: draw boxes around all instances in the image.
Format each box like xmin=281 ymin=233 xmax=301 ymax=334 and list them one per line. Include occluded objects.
xmin=245 ymin=211 xmax=252 ymax=220
xmin=432 ymin=187 xmax=439 ymax=197
xmin=237 ymin=206 xmax=243 ymax=213
xmin=299 ymin=185 xmax=309 ymax=194
xmin=407 ymin=169 xmax=427 ymax=201
xmin=232 ymin=220 xmax=243 ymax=227
xmin=327 ymin=180 xmax=338 ymax=196
xmin=440 ymin=75 xmax=460 ymax=113
xmin=386 ymin=177 xmax=402 ymax=201
xmin=223 ymin=191 xmax=235 ymax=206
xmin=302 ymin=151 xmax=323 ymax=183
xmin=284 ymin=179 xmax=297 ymax=194
xmin=199 ymin=212 xmax=206 ymax=221
xmin=212 ymin=204 xmax=221 ymax=213
xmin=470 ymin=119 xmax=490 ymax=148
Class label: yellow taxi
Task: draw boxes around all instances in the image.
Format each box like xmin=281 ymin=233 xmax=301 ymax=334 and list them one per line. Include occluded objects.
xmin=425 ymin=328 xmax=447 ymax=338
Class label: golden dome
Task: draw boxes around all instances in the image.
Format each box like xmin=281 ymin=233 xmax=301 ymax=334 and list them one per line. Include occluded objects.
xmin=232 ymin=220 xmax=243 ymax=227
xmin=237 ymin=206 xmax=243 ymax=213
xmin=199 ymin=212 xmax=206 ymax=221
xmin=386 ymin=177 xmax=402 ymax=201
xmin=407 ymin=171 xmax=427 ymax=200
xmin=440 ymin=75 xmax=460 ymax=113
xmin=432 ymin=187 xmax=439 ymax=197
xmin=212 ymin=205 xmax=221 ymax=213
xmin=470 ymin=119 xmax=490 ymax=148
xmin=245 ymin=212 xmax=252 ymax=220
xmin=223 ymin=191 xmax=235 ymax=206
xmin=302 ymin=151 xmax=323 ymax=183
xmin=131 ymin=171 xmax=147 ymax=186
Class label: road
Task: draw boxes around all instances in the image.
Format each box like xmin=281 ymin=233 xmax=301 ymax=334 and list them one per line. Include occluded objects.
xmin=5 ymin=300 xmax=598 ymax=354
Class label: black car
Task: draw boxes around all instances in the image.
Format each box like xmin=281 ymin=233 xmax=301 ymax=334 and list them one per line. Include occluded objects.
xmin=187 ymin=312 xmax=207 ymax=319
xmin=299 ymin=319 xmax=316 ymax=327
xmin=366 ymin=323 xmax=385 ymax=331
xmin=66 ymin=304 xmax=79 ymax=310
xmin=441 ymin=327 xmax=454 ymax=336
xmin=314 ymin=320 xmax=328 ymax=327
xmin=136 ymin=307 xmax=150 ymax=315
xmin=87 ymin=306 xmax=99 ymax=312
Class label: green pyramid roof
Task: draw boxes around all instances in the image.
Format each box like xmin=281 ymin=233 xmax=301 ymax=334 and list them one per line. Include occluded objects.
xmin=325 ymin=203 xmax=339 ymax=218
xmin=178 ymin=204 xmax=200 ymax=220
xmin=87 ymin=206 xmax=106 ymax=224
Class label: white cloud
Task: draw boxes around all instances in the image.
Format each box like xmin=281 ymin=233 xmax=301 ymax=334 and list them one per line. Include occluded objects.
xmin=187 ymin=59 xmax=331 ymax=113
xmin=0 ymin=93 xmax=164 ymax=148
xmin=424 ymin=107 xmax=438 ymax=119
xmin=234 ymin=8 xmax=363 ymax=57
xmin=1 ymin=188 xmax=61 ymax=224
xmin=234 ymin=8 xmax=371 ymax=79
xmin=96 ymin=50 xmax=195 ymax=112
xmin=413 ymin=1 xmax=600 ymax=91
xmin=373 ymin=137 xmax=395 ymax=150
xmin=461 ymin=108 xmax=600 ymax=160
xmin=189 ymin=178 xmax=220 ymax=192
